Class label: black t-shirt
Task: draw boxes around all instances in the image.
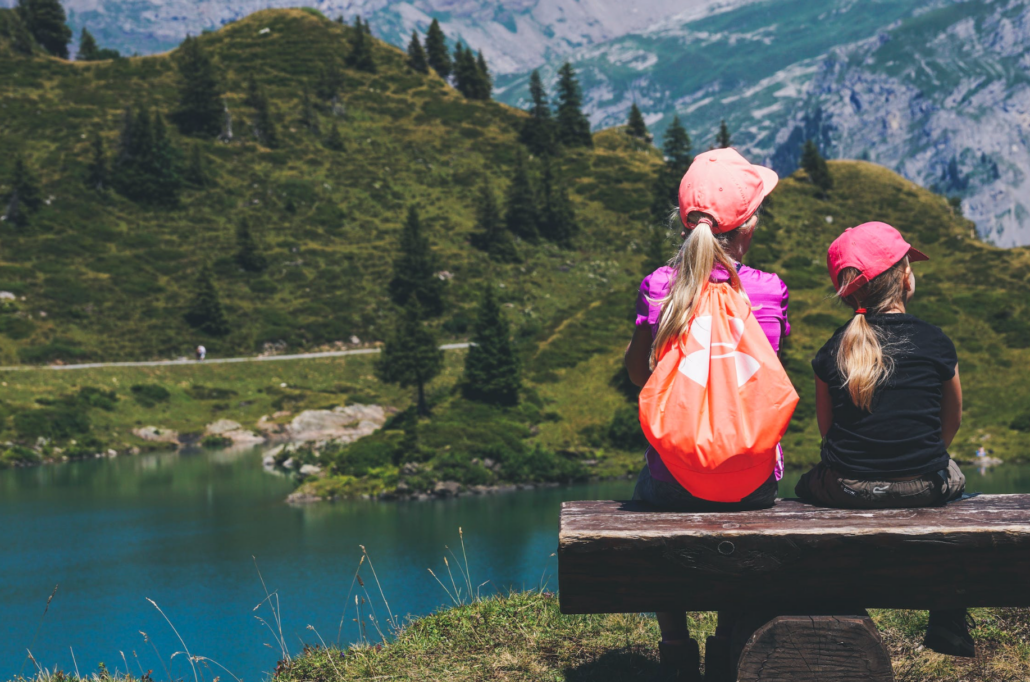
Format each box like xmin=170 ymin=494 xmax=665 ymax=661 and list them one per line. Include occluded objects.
xmin=811 ymin=314 xmax=958 ymax=478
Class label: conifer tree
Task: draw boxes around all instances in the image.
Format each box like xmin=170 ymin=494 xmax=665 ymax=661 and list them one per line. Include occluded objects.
xmin=346 ymin=16 xmax=376 ymax=73
xmin=315 ymin=62 xmax=344 ymax=102
xmin=77 ymin=27 xmax=98 ymax=60
xmin=626 ymin=103 xmax=649 ymax=139
xmin=452 ymin=42 xmax=475 ymax=98
xmin=172 ymin=35 xmax=223 ymax=138
xmin=389 ymin=206 xmax=445 ymax=317
xmin=300 ymin=87 xmax=320 ymax=134
xmin=183 ymin=143 xmax=210 ymax=188
xmin=8 ymin=12 xmax=35 ymax=55
xmin=246 ymin=80 xmax=279 ymax=148
xmin=462 ymin=285 xmax=520 ymax=406
xmin=504 ymin=150 xmax=539 ymax=242
xmin=425 ymin=19 xmax=451 ymax=79
xmin=519 ymin=70 xmax=555 ymax=156
xmin=112 ymin=107 xmax=182 ymax=205
xmin=406 ymin=30 xmax=428 ymax=73
xmin=234 ymin=219 xmax=267 ymax=272
xmin=324 ymin=121 xmax=344 ymax=151
xmin=184 ymin=267 xmax=230 ymax=337
xmin=474 ymin=50 xmax=492 ymax=100
xmin=650 ymin=115 xmax=693 ymax=223
xmin=470 ymin=178 xmax=519 ymax=263
xmin=3 ymin=154 xmax=41 ymax=228
xmin=801 ymin=139 xmax=833 ymax=194
xmin=16 ymin=0 xmax=71 ymax=58
xmin=716 ymin=119 xmax=732 ymax=148
xmin=644 ymin=225 xmax=671 ymax=274
xmin=376 ymin=298 xmax=444 ymax=417
xmin=555 ymin=62 xmax=592 ymax=148
xmin=85 ymin=131 xmax=107 ymax=190
xmin=539 ymin=160 xmax=578 ymax=248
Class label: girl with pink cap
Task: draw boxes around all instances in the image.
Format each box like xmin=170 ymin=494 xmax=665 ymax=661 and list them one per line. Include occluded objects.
xmin=624 ymin=148 xmax=790 ymax=680
xmin=796 ymin=221 xmax=972 ymax=657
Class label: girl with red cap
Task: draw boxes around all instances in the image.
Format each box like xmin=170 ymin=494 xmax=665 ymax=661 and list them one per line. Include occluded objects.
xmin=796 ymin=221 xmax=971 ymax=657
xmin=624 ymin=148 xmax=790 ymax=681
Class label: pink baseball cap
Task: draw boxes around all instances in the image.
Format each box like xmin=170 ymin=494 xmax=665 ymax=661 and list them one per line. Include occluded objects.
xmin=678 ymin=148 xmax=779 ymax=234
xmin=827 ymin=222 xmax=929 ymax=298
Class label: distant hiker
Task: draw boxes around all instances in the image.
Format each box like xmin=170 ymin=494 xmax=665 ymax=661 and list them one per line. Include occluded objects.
xmin=795 ymin=222 xmax=972 ymax=657
xmin=196 ymin=345 xmax=206 ymax=361
xmin=624 ymin=148 xmax=797 ymax=681
xmin=976 ymin=445 xmax=987 ymax=459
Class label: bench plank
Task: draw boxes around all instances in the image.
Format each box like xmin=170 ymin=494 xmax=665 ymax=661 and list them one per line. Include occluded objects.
xmin=558 ymin=495 xmax=1030 ymax=614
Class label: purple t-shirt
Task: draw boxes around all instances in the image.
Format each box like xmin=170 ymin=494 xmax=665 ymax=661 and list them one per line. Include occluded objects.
xmin=636 ymin=263 xmax=791 ymax=483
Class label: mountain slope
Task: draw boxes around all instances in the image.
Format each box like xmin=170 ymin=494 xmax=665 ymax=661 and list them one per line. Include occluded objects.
xmin=496 ymin=0 xmax=1030 ymax=247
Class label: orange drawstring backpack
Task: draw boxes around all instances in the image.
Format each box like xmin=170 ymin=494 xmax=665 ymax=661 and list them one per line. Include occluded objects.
xmin=638 ymin=281 xmax=799 ymax=503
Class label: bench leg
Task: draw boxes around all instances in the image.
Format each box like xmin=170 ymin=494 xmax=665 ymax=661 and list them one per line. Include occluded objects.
xmin=734 ymin=614 xmax=894 ymax=682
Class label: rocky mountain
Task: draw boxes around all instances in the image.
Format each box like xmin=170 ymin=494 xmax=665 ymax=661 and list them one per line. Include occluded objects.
xmin=0 ymin=0 xmax=756 ymax=73
xmin=495 ymin=0 xmax=1030 ymax=246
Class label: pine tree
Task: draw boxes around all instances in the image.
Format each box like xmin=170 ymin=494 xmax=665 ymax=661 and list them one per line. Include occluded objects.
xmin=519 ymin=70 xmax=555 ymax=157
xmin=375 ymin=298 xmax=444 ymax=417
xmin=85 ymin=131 xmax=107 ymax=190
xmin=474 ymin=50 xmax=492 ymax=100
xmin=346 ymin=16 xmax=376 ymax=73
xmin=184 ymin=267 xmax=230 ymax=337
xmin=112 ymin=107 xmax=182 ymax=206
xmin=470 ymin=178 xmax=519 ymax=263
xmin=247 ymin=80 xmax=279 ymax=148
xmin=315 ymin=62 xmax=344 ymax=102
xmin=626 ymin=103 xmax=649 ymax=139
xmin=300 ymin=87 xmax=320 ymax=134
xmin=555 ymin=62 xmax=592 ymax=148
xmin=644 ymin=225 xmax=671 ymax=274
xmin=716 ymin=119 xmax=732 ymax=148
xmin=3 ymin=154 xmax=41 ymax=228
xmin=462 ymin=285 xmax=521 ymax=406
xmin=425 ymin=19 xmax=451 ymax=79
xmin=76 ymin=27 xmax=118 ymax=60
xmin=234 ymin=219 xmax=267 ymax=272
xmin=504 ymin=150 xmax=539 ymax=242
xmin=801 ymin=139 xmax=833 ymax=194
xmin=406 ymin=30 xmax=428 ymax=73
xmin=452 ymin=42 xmax=476 ymax=98
xmin=389 ymin=206 xmax=445 ymax=317
xmin=8 ymin=12 xmax=35 ymax=55
xmin=539 ymin=160 xmax=578 ymax=248
xmin=16 ymin=0 xmax=71 ymax=58
xmin=77 ymin=27 xmax=99 ymax=60
xmin=172 ymin=35 xmax=223 ymax=138
xmin=183 ymin=143 xmax=210 ymax=188
xmin=650 ymin=115 xmax=693 ymax=223
xmin=324 ymin=121 xmax=344 ymax=151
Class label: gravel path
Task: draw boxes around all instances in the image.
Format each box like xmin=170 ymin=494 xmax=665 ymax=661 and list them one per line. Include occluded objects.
xmin=0 ymin=343 xmax=471 ymax=372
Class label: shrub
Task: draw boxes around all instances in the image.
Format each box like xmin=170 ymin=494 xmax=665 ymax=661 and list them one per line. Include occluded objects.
xmin=0 ymin=445 xmax=41 ymax=468
xmin=186 ymin=385 xmax=238 ymax=401
xmin=1011 ymin=413 xmax=1030 ymax=433
xmin=202 ymin=435 xmax=233 ymax=448
xmin=14 ymin=408 xmax=91 ymax=440
xmin=431 ymin=450 xmax=495 ymax=486
xmin=18 ymin=340 xmax=88 ymax=364
xmin=607 ymin=405 xmax=648 ymax=451
xmin=130 ymin=384 xmax=171 ymax=407
xmin=75 ymin=387 xmax=118 ymax=411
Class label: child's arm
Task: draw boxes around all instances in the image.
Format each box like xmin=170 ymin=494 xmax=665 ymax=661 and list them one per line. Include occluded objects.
xmin=815 ymin=377 xmax=833 ymax=438
xmin=941 ymin=366 xmax=963 ymax=449
xmin=625 ymin=325 xmax=654 ymax=388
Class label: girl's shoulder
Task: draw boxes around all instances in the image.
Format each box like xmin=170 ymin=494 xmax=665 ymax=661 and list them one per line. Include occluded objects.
xmin=640 ymin=265 xmax=677 ymax=299
xmin=738 ymin=264 xmax=789 ymax=294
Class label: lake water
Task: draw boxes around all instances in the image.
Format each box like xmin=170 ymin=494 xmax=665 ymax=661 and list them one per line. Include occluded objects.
xmin=3 ymin=450 xmax=1029 ymax=681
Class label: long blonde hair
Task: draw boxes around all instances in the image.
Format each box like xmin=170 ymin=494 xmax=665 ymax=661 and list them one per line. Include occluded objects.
xmin=835 ymin=257 xmax=909 ymax=411
xmin=650 ymin=210 xmax=758 ymax=369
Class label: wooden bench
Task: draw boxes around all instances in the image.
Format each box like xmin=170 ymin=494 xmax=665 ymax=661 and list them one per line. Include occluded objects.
xmin=558 ymin=495 xmax=1030 ymax=681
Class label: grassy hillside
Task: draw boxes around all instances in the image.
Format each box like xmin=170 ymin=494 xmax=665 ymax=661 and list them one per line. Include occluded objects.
xmin=1 ymin=8 xmax=1030 ymax=489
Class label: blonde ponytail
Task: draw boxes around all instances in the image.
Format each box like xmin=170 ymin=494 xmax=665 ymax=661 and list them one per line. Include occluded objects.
xmin=835 ymin=258 xmax=909 ymax=411
xmin=650 ymin=211 xmax=755 ymax=369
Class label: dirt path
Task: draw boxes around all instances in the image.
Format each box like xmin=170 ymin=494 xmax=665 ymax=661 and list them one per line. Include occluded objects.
xmin=0 ymin=343 xmax=471 ymax=372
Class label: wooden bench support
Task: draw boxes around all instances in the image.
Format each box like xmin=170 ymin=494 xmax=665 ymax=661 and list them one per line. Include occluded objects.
xmin=735 ymin=615 xmax=894 ymax=682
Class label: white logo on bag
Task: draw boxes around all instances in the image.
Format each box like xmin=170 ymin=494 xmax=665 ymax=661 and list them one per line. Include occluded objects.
xmin=678 ymin=315 xmax=760 ymax=388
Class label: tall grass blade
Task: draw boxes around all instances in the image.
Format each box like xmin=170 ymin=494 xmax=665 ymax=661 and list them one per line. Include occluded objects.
xmin=20 ymin=584 xmax=58 ymax=678
xmin=146 ymin=598 xmax=198 ymax=682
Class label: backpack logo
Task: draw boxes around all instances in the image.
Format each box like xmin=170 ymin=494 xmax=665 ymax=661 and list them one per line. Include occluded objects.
xmin=678 ymin=315 xmax=760 ymax=388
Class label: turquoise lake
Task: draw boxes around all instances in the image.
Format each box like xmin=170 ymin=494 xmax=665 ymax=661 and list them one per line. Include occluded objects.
xmin=3 ymin=449 xmax=1029 ymax=680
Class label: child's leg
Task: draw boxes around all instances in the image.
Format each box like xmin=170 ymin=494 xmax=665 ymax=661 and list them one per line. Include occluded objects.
xmin=925 ymin=608 xmax=975 ymax=657
xmin=657 ymin=611 xmax=690 ymax=642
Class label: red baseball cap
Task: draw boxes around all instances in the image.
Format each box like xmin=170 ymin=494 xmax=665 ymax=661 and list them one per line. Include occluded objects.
xmin=827 ymin=222 xmax=929 ymax=298
xmin=679 ymin=148 xmax=779 ymax=234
